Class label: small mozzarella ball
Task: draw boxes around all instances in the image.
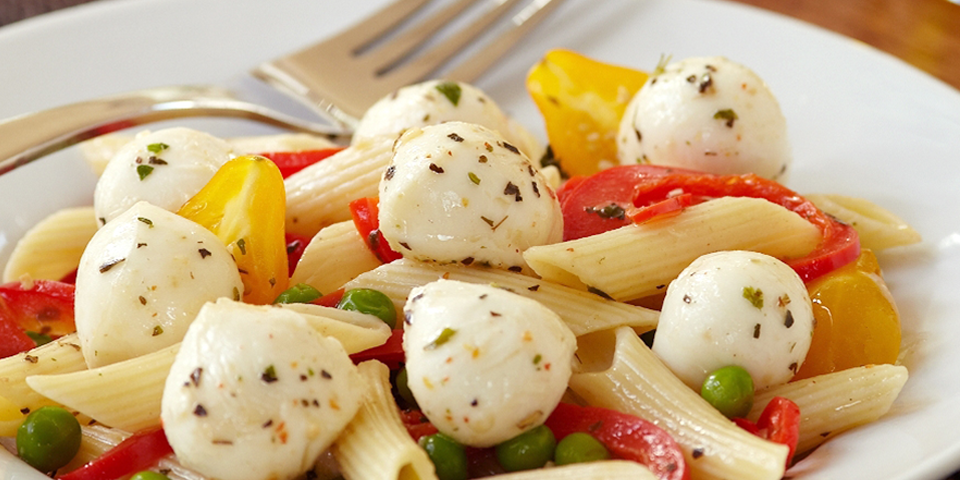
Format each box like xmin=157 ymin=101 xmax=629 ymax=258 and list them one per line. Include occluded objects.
xmin=617 ymin=56 xmax=791 ymax=181
xmin=652 ymin=251 xmax=814 ymax=391
xmin=379 ymin=122 xmax=562 ymax=272
xmin=94 ymin=127 xmax=234 ymax=223
xmin=75 ymin=201 xmax=242 ymax=368
xmin=162 ymin=299 xmax=363 ymax=480
xmin=403 ymin=279 xmax=576 ymax=447
xmin=354 ymin=79 xmax=541 ymax=158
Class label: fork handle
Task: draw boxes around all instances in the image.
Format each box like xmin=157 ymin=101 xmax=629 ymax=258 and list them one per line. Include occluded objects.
xmin=0 ymin=86 xmax=346 ymax=176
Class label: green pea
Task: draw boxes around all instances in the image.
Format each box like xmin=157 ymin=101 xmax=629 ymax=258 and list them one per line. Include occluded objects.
xmin=554 ymin=432 xmax=610 ymax=465
xmin=395 ymin=367 xmax=419 ymax=409
xmin=16 ymin=406 xmax=82 ymax=472
xmin=701 ymin=365 xmax=755 ymax=419
xmin=337 ymin=288 xmax=397 ymax=328
xmin=419 ymin=433 xmax=468 ymax=480
xmin=130 ymin=471 xmax=171 ymax=480
xmin=272 ymin=283 xmax=322 ymax=304
xmin=495 ymin=425 xmax=556 ymax=472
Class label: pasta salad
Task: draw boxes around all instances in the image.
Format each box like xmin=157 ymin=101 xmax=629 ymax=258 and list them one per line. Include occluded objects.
xmin=0 ymin=51 xmax=919 ymax=480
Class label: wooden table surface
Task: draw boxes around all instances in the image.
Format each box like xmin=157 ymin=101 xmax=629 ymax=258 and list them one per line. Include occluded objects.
xmin=1 ymin=0 xmax=959 ymax=478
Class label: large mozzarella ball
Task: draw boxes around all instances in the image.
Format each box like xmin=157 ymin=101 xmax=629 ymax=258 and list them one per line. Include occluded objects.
xmin=94 ymin=127 xmax=234 ymax=223
xmin=652 ymin=250 xmax=814 ymax=391
xmin=75 ymin=201 xmax=242 ymax=368
xmin=162 ymin=299 xmax=363 ymax=480
xmin=379 ymin=122 xmax=562 ymax=272
xmin=403 ymin=279 xmax=576 ymax=447
xmin=354 ymin=79 xmax=541 ymax=158
xmin=617 ymin=56 xmax=791 ymax=181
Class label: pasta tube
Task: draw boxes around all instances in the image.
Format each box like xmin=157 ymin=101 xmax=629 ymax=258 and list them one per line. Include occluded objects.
xmin=332 ymin=361 xmax=437 ymax=480
xmin=523 ymin=196 xmax=822 ymax=301
xmin=2 ymin=206 xmax=97 ymax=283
xmin=749 ymin=364 xmax=908 ymax=454
xmin=290 ymin=220 xmax=381 ymax=295
xmin=806 ymin=194 xmax=921 ymax=251
xmin=343 ymin=259 xmax=660 ymax=336
xmin=285 ymin=137 xmax=393 ymax=237
xmin=570 ymin=326 xmax=788 ymax=480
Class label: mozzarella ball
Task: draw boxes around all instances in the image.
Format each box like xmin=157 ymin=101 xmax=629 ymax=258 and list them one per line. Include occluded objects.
xmin=354 ymin=79 xmax=541 ymax=158
xmin=162 ymin=299 xmax=363 ymax=480
xmin=379 ymin=122 xmax=562 ymax=272
xmin=94 ymin=127 xmax=234 ymax=223
xmin=75 ymin=201 xmax=242 ymax=368
xmin=403 ymin=279 xmax=576 ymax=447
xmin=652 ymin=250 xmax=814 ymax=391
xmin=617 ymin=56 xmax=791 ymax=181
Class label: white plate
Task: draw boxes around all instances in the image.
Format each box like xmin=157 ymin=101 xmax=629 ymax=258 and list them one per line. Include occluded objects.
xmin=1 ymin=0 xmax=959 ymax=478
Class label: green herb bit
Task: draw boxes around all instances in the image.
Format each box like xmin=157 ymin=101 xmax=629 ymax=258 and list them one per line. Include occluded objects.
xmin=652 ymin=53 xmax=673 ymax=76
xmin=435 ymin=82 xmax=462 ymax=106
xmin=714 ymin=108 xmax=738 ymax=127
xmin=146 ymin=142 xmax=169 ymax=154
xmin=137 ymin=217 xmax=154 ymax=227
xmin=468 ymin=172 xmax=481 ymax=185
xmin=136 ymin=164 xmax=154 ymax=181
xmin=26 ymin=331 xmax=52 ymax=346
xmin=236 ymin=238 xmax=247 ymax=255
xmin=742 ymin=286 xmax=764 ymax=309
xmin=152 ymin=325 xmax=164 ymax=336
xmin=261 ymin=365 xmax=278 ymax=383
xmin=426 ymin=328 xmax=457 ymax=350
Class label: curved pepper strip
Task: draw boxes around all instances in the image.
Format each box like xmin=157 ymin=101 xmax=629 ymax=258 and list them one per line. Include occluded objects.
xmin=0 ymin=280 xmax=75 ymax=357
xmin=629 ymin=171 xmax=860 ymax=282
xmin=733 ymin=396 xmax=801 ymax=468
xmin=178 ymin=155 xmax=289 ymax=304
xmin=544 ymin=402 xmax=690 ymax=480
xmin=57 ymin=427 xmax=173 ymax=480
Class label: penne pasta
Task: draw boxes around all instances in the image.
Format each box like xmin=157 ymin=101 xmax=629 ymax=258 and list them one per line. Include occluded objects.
xmin=806 ymin=194 xmax=921 ymax=251
xmin=290 ymin=220 xmax=382 ymax=295
xmin=332 ymin=361 xmax=437 ymax=480
xmin=523 ymin=196 xmax=822 ymax=302
xmin=487 ymin=460 xmax=658 ymax=479
xmin=570 ymin=326 xmax=788 ymax=480
xmin=0 ymin=334 xmax=87 ymax=424
xmin=749 ymin=364 xmax=908 ymax=455
xmin=2 ymin=206 xmax=98 ymax=283
xmin=26 ymin=343 xmax=180 ymax=432
xmin=285 ymin=137 xmax=393 ymax=237
xmin=275 ymin=302 xmax=393 ymax=353
xmin=343 ymin=259 xmax=660 ymax=337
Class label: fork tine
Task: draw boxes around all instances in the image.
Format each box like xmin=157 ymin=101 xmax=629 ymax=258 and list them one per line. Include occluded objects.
xmin=382 ymin=0 xmax=526 ymax=87
xmin=443 ymin=0 xmax=566 ymax=83
xmin=324 ymin=0 xmax=432 ymax=52
xmin=360 ymin=0 xmax=484 ymax=74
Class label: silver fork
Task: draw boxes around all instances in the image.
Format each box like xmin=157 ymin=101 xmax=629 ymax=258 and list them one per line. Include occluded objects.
xmin=0 ymin=0 xmax=564 ymax=175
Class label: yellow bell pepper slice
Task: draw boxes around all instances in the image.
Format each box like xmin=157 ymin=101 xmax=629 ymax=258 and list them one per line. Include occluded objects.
xmin=526 ymin=49 xmax=649 ymax=177
xmin=794 ymin=249 xmax=901 ymax=380
xmin=178 ymin=155 xmax=288 ymax=305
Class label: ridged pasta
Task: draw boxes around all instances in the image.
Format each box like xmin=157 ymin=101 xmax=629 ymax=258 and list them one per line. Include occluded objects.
xmin=343 ymin=259 xmax=660 ymax=336
xmin=26 ymin=343 xmax=180 ymax=432
xmin=523 ymin=196 xmax=822 ymax=302
xmin=285 ymin=137 xmax=393 ymax=237
xmin=2 ymin=206 xmax=97 ymax=283
xmin=290 ymin=220 xmax=382 ymax=295
xmin=749 ymin=364 xmax=908 ymax=454
xmin=275 ymin=302 xmax=392 ymax=353
xmin=0 ymin=334 xmax=87 ymax=421
xmin=570 ymin=327 xmax=788 ymax=480
xmin=806 ymin=194 xmax=921 ymax=251
xmin=332 ymin=361 xmax=437 ymax=480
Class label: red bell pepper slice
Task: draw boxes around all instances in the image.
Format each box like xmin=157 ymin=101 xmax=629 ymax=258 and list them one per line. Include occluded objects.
xmin=284 ymin=232 xmax=311 ymax=277
xmin=627 ymin=193 xmax=696 ymax=224
xmin=559 ymin=165 xmax=860 ymax=282
xmin=310 ymin=288 xmax=345 ymax=308
xmin=58 ymin=426 xmax=173 ymax=480
xmin=349 ymin=197 xmax=403 ymax=264
xmin=544 ymin=402 xmax=689 ymax=480
xmin=400 ymin=408 xmax=439 ymax=442
xmin=733 ymin=396 xmax=801 ymax=468
xmin=349 ymin=327 xmax=405 ymax=370
xmin=0 ymin=280 xmax=76 ymax=358
xmin=258 ymin=148 xmax=344 ymax=178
